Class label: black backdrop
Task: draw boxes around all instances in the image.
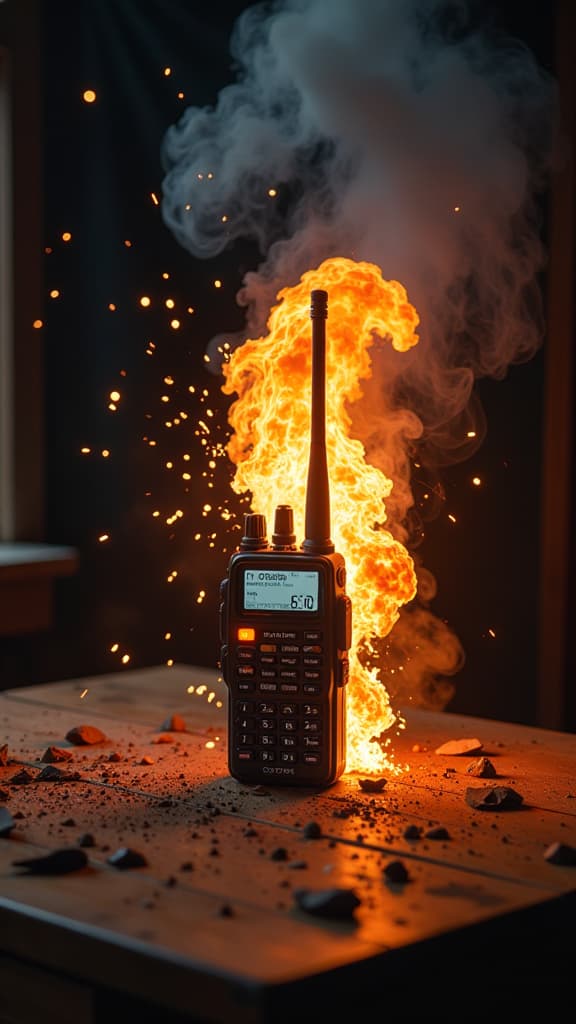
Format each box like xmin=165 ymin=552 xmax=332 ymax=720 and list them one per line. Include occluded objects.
xmin=0 ymin=0 xmax=555 ymax=728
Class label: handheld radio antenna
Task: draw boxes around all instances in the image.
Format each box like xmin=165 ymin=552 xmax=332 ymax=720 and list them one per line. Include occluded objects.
xmin=302 ymin=289 xmax=335 ymax=555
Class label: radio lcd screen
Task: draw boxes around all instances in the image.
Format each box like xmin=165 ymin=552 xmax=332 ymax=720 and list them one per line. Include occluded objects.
xmin=243 ymin=569 xmax=320 ymax=612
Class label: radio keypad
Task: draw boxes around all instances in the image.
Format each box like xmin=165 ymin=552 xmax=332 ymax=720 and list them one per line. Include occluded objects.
xmin=233 ymin=633 xmax=327 ymax=765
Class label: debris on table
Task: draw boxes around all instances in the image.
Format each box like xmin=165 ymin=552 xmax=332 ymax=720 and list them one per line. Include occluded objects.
xmin=0 ymin=743 xmax=10 ymax=767
xmin=78 ymin=833 xmax=95 ymax=848
xmin=107 ymin=847 xmax=148 ymax=870
xmin=10 ymin=769 xmax=34 ymax=785
xmin=294 ymin=887 xmax=361 ymax=920
xmin=403 ymin=825 xmax=422 ymax=840
xmin=435 ymin=737 xmax=483 ymax=756
xmin=12 ymin=848 xmax=88 ymax=875
xmin=0 ymin=806 xmax=15 ymax=837
xmin=425 ymin=826 xmax=451 ymax=840
xmin=383 ymin=860 xmax=410 ymax=884
xmin=303 ymin=821 xmax=322 ymax=839
xmin=543 ymin=842 xmax=576 ymax=866
xmin=65 ymin=724 xmax=108 ymax=746
xmin=358 ymin=777 xmax=387 ymax=793
xmin=465 ymin=786 xmax=523 ymax=811
xmin=466 ymin=756 xmax=497 ymax=778
xmin=37 ymin=765 xmax=81 ymax=783
xmin=41 ymin=746 xmax=74 ymax=763
xmin=270 ymin=847 xmax=288 ymax=861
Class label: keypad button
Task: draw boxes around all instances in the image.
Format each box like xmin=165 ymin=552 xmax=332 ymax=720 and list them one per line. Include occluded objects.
xmin=303 ymin=704 xmax=321 ymax=716
xmin=303 ymin=720 xmax=321 ymax=733
xmin=260 ymin=750 xmax=276 ymax=762
xmin=263 ymin=630 xmax=297 ymax=641
xmin=280 ymin=683 xmax=299 ymax=694
xmin=280 ymin=703 xmax=297 ymax=716
xmin=259 ymin=682 xmax=278 ymax=692
xmin=280 ymin=736 xmax=297 ymax=747
xmin=260 ymin=668 xmax=277 ymax=678
xmin=304 ymin=631 xmax=322 ymax=641
xmin=260 ymin=655 xmax=276 ymax=665
xmin=280 ymin=720 xmax=297 ymax=732
xmin=238 ymin=750 xmax=254 ymax=761
xmin=260 ymin=718 xmax=276 ymax=730
xmin=303 ymin=753 xmax=320 ymax=765
xmin=303 ymin=644 xmax=322 ymax=654
xmin=237 ymin=647 xmax=256 ymax=661
xmin=259 ymin=643 xmax=277 ymax=653
xmin=302 ymin=656 xmax=322 ymax=666
xmin=239 ymin=733 xmax=255 ymax=745
xmin=237 ymin=665 xmax=255 ymax=677
xmin=235 ymin=701 xmax=254 ymax=713
xmin=279 ymin=656 xmax=298 ymax=666
xmin=280 ymin=752 xmax=297 ymax=763
xmin=303 ymin=670 xmax=321 ymax=680
xmin=302 ymin=684 xmax=321 ymax=695
xmin=236 ymin=717 xmax=255 ymax=730
xmin=303 ymin=736 xmax=321 ymax=748
xmin=280 ymin=670 xmax=298 ymax=680
xmin=259 ymin=734 xmax=276 ymax=746
xmin=238 ymin=682 xmax=254 ymax=692
xmin=257 ymin=702 xmax=275 ymax=715
xmin=281 ymin=644 xmax=299 ymax=653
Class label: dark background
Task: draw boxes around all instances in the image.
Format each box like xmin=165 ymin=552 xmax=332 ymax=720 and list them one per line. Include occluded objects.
xmin=0 ymin=0 xmax=568 ymax=730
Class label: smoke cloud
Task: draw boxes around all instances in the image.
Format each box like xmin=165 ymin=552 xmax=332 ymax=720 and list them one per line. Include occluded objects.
xmin=161 ymin=0 xmax=555 ymax=707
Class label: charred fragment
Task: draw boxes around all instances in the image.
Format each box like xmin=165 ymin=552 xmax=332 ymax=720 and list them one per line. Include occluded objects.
xmin=161 ymin=714 xmax=187 ymax=732
xmin=37 ymin=765 xmax=81 ymax=783
xmin=303 ymin=821 xmax=322 ymax=839
xmin=10 ymin=769 xmax=34 ymax=785
xmin=543 ymin=842 xmax=576 ymax=866
xmin=0 ymin=744 xmax=9 ymax=767
xmin=294 ymin=887 xmax=361 ymax=920
xmin=13 ymin=848 xmax=88 ymax=875
xmin=65 ymin=724 xmax=107 ymax=746
xmin=383 ymin=860 xmax=410 ymax=884
xmin=107 ymin=847 xmax=148 ymax=869
xmin=425 ymin=826 xmax=451 ymax=840
xmin=465 ymin=786 xmax=523 ymax=811
xmin=466 ymin=756 xmax=497 ymax=778
xmin=358 ymin=777 xmax=387 ymax=793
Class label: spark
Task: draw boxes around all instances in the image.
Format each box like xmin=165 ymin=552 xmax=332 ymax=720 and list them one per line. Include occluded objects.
xmin=165 ymin=298 xmax=175 ymax=309
xmin=124 ymin=239 xmax=132 ymax=247
xmin=454 ymin=205 xmax=461 ymax=212
xmin=472 ymin=476 xmax=481 ymax=487
xmin=164 ymin=632 xmax=172 ymax=640
xmin=467 ymin=430 xmax=476 ymax=438
xmin=121 ymin=654 xmax=130 ymax=664
xmin=109 ymin=390 xmax=121 ymax=402
xmin=62 ymin=232 xmax=72 ymax=242
xmin=205 ymin=740 xmax=216 ymax=750
xmin=268 ymin=187 xmax=277 ymax=197
xmin=213 ymin=279 xmax=222 ymax=288
xmin=82 ymin=89 xmax=96 ymax=104
xmin=448 ymin=513 xmax=457 ymax=523
xmin=170 ymin=319 xmax=180 ymax=330
xmin=80 ymin=447 xmax=91 ymax=454
xmin=80 ymin=688 xmax=89 ymax=698
xmin=110 ymin=643 xmax=119 ymax=653
xmin=163 ymin=67 xmax=172 ymax=77
xmin=139 ymin=295 xmax=151 ymax=307
xmin=488 ymin=628 xmax=496 ymax=638
xmin=150 ymin=193 xmax=159 ymax=206
xmin=98 ymin=534 xmax=109 ymax=543
xmin=50 ymin=289 xmax=60 ymax=299
xmin=101 ymin=449 xmax=110 ymax=458
xmin=108 ymin=303 xmax=116 ymax=311
xmin=33 ymin=319 xmax=43 ymax=329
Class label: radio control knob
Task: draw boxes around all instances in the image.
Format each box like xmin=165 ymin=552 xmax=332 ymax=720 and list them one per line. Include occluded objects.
xmin=336 ymin=565 xmax=346 ymax=587
xmin=240 ymin=513 xmax=268 ymax=550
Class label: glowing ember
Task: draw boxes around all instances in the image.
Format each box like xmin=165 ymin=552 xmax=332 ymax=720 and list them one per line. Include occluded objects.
xmin=222 ymin=257 xmax=420 ymax=773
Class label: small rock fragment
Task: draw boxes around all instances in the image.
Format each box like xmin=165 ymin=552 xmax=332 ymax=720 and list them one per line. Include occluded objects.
xmin=161 ymin=713 xmax=187 ymax=733
xmin=403 ymin=825 xmax=422 ymax=840
xmin=107 ymin=847 xmax=148 ymax=869
xmin=140 ymin=756 xmax=155 ymax=766
xmin=0 ymin=807 xmax=15 ymax=837
xmin=0 ymin=744 xmax=10 ymax=766
xmin=435 ymin=737 xmax=483 ymax=756
xmin=10 ymin=769 xmax=34 ymax=785
xmin=465 ymin=786 xmax=523 ymax=811
xmin=270 ymin=847 xmax=288 ymax=861
xmin=251 ymin=785 xmax=270 ymax=796
xmin=288 ymin=860 xmax=308 ymax=870
xmin=383 ymin=860 xmax=410 ymax=884
xmin=425 ymin=826 xmax=451 ymax=840
xmin=13 ymin=848 xmax=88 ymax=875
xmin=108 ymin=751 xmax=123 ymax=762
xmin=218 ymin=903 xmax=235 ymax=917
xmin=543 ymin=842 xmax=576 ymax=866
xmin=153 ymin=734 xmax=174 ymax=744
xmin=61 ymin=818 xmax=76 ymax=827
xmin=466 ymin=756 xmax=497 ymax=778
xmin=78 ymin=833 xmax=95 ymax=848
xmin=294 ymin=887 xmax=361 ymax=920
xmin=179 ymin=861 xmax=194 ymax=871
xmin=358 ymin=777 xmax=387 ymax=793
xmin=65 ymin=724 xmax=107 ymax=746
xmin=41 ymin=746 xmax=73 ymax=763
xmin=37 ymin=765 xmax=80 ymax=783
xmin=303 ymin=821 xmax=322 ymax=839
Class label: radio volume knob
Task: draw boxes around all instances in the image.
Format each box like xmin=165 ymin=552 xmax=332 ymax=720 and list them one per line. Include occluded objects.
xmin=240 ymin=513 xmax=268 ymax=550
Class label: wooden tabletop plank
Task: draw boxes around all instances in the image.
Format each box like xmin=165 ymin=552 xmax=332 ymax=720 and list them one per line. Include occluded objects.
xmin=1 ymin=666 xmax=575 ymax=1019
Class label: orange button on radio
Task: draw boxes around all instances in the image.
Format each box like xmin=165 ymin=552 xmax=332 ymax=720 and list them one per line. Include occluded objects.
xmin=238 ymin=627 xmax=256 ymax=642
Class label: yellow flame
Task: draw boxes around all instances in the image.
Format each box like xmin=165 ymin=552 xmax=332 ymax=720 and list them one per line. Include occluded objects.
xmin=222 ymin=257 xmax=420 ymax=772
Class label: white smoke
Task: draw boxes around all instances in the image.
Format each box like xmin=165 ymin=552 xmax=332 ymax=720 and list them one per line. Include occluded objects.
xmin=161 ymin=0 xmax=555 ymax=706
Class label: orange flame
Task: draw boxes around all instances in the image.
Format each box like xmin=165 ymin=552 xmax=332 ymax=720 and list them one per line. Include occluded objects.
xmin=222 ymin=257 xmax=420 ymax=773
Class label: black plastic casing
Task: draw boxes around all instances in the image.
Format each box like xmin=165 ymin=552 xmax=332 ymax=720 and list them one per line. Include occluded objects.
xmin=219 ymin=548 xmax=351 ymax=787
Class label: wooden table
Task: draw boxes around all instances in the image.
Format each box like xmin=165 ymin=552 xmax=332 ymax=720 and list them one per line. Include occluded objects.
xmin=1 ymin=666 xmax=575 ymax=1023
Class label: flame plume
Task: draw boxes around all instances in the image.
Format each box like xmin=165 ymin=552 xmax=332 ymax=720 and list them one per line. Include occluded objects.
xmin=222 ymin=256 xmax=420 ymax=772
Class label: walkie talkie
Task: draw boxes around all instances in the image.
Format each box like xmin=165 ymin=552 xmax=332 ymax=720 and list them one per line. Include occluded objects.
xmin=219 ymin=289 xmax=352 ymax=787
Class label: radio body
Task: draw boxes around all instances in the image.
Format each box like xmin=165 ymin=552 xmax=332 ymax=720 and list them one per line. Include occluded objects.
xmin=219 ymin=539 xmax=351 ymax=787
